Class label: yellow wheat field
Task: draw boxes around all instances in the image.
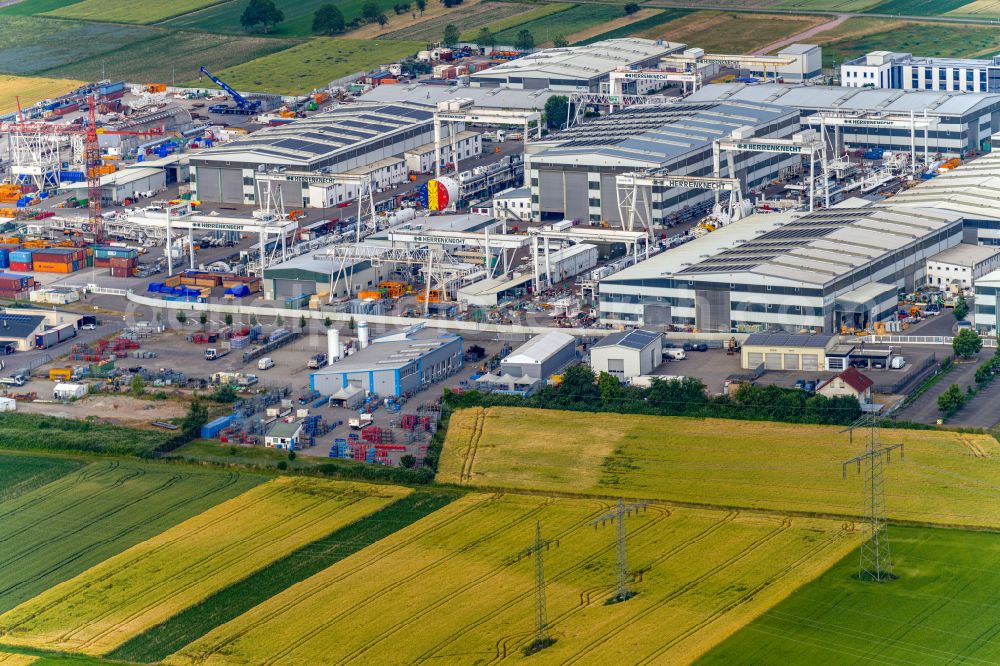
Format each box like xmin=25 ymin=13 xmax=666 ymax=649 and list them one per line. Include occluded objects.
xmin=166 ymin=493 xmax=855 ymax=665
xmin=0 ymin=477 xmax=408 ymax=655
xmin=439 ymin=407 xmax=1000 ymax=528
xmin=0 ymin=75 xmax=83 ymax=115
xmin=0 ymin=652 xmax=36 ymax=665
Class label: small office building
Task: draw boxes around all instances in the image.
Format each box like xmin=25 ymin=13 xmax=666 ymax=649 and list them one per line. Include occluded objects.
xmin=926 ymin=244 xmax=1000 ymax=291
xmin=265 ymin=421 xmax=302 ymax=450
xmin=740 ymin=332 xmax=836 ymax=372
xmin=500 ymin=331 xmax=577 ymax=381
xmin=590 ymin=329 xmax=661 ymax=380
xmin=974 ymin=269 xmax=1000 ymax=333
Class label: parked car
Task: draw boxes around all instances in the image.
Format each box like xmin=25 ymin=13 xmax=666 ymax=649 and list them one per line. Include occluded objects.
xmin=803 ymin=380 xmax=816 ymax=393
xmin=664 ymin=349 xmax=687 ymax=361
xmin=81 ymin=323 xmax=96 ymax=330
xmin=692 ymin=343 xmax=708 ymax=352
xmin=257 ymin=357 xmax=275 ymax=370
xmin=794 ymin=379 xmax=806 ymax=390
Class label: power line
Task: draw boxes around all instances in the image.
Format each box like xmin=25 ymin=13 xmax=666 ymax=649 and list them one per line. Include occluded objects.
xmin=591 ymin=498 xmax=648 ymax=603
xmin=841 ymin=412 xmax=904 ymax=582
xmin=515 ymin=520 xmax=559 ymax=654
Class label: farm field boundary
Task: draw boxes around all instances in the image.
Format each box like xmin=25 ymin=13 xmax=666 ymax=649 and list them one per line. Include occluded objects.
xmin=0 ymin=460 xmax=262 ymax=616
xmin=438 ymin=407 xmax=1000 ymax=529
xmin=0 ymin=477 xmax=408 ymax=655
xmin=0 ymin=452 xmax=83 ymax=504
xmin=108 ymin=490 xmax=456 ymax=663
xmin=164 ymin=493 xmax=856 ymax=665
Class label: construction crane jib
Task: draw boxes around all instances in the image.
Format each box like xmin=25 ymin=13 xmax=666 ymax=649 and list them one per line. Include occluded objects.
xmin=804 ymin=110 xmax=937 ymax=175
xmin=714 ymin=133 xmax=829 ymax=212
xmin=616 ymin=171 xmax=743 ymax=238
xmin=257 ymin=171 xmax=375 ymax=243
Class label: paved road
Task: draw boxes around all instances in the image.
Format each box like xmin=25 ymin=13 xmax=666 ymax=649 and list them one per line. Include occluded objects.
xmin=894 ymin=353 xmax=986 ymax=425
xmin=949 ymin=377 xmax=1000 ymax=429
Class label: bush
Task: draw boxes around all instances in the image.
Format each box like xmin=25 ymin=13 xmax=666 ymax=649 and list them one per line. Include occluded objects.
xmin=938 ymin=383 xmax=967 ymax=418
xmin=953 ymin=329 xmax=983 ymax=359
xmin=210 ymin=385 xmax=238 ymax=403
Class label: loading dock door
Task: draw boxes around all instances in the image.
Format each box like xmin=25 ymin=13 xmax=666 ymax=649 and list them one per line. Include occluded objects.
xmin=564 ymin=172 xmax=588 ymax=222
xmin=273 ymin=279 xmax=317 ymax=298
xmin=220 ymin=169 xmax=243 ymax=204
xmin=538 ymin=171 xmax=563 ymax=214
xmin=197 ymin=167 xmax=221 ymax=202
xmin=802 ymin=354 xmax=819 ymax=371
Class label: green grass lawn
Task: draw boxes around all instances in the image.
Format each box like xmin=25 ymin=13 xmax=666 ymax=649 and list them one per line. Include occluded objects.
xmin=173 ymin=438 xmax=323 ymax=470
xmin=0 ymin=459 xmax=262 ymax=614
xmin=698 ymin=526 xmax=1000 ymax=665
xmin=163 ymin=0 xmax=409 ymax=37
xmin=107 ymin=490 xmax=456 ymax=663
xmin=493 ymin=3 xmax=626 ymax=46
xmin=195 ymin=37 xmax=423 ymax=94
xmin=774 ymin=0 xmax=882 ymax=9
xmin=0 ymin=452 xmax=83 ymax=503
xmin=0 ymin=412 xmax=175 ymax=456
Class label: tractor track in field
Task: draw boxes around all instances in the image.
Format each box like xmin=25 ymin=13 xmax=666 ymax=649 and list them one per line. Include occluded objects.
xmin=189 ymin=493 xmax=509 ymax=662
xmin=301 ymin=496 xmax=572 ymax=666
xmin=558 ymin=516 xmax=792 ymax=665
xmin=0 ymin=469 xmax=244 ymax=612
xmin=635 ymin=522 xmax=855 ymax=664
xmin=459 ymin=408 xmax=488 ymax=483
xmin=407 ymin=500 xmax=664 ymax=664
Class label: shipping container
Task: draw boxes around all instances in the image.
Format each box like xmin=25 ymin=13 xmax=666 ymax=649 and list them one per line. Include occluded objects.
xmin=0 ymin=273 xmax=33 ymax=288
xmin=8 ymin=261 xmax=31 ymax=272
xmin=32 ymin=262 xmax=75 ymax=273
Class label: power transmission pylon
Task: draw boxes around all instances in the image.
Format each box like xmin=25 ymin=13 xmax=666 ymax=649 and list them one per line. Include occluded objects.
xmin=841 ymin=412 xmax=903 ymax=582
xmin=515 ymin=521 xmax=559 ymax=654
xmin=592 ymin=498 xmax=648 ymax=603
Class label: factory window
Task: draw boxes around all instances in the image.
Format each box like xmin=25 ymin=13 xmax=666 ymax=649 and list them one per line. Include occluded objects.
xmin=243 ymin=177 xmax=254 ymax=185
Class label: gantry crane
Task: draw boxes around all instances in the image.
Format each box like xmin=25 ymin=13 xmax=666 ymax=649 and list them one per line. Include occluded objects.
xmin=1 ymin=95 xmax=164 ymax=242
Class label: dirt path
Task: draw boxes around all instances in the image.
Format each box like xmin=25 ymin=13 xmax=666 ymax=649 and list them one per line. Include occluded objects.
xmin=750 ymin=13 xmax=848 ymax=55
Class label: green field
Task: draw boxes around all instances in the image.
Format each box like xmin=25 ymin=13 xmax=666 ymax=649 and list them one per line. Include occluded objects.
xmin=821 ymin=21 xmax=1000 ymax=63
xmin=0 ymin=477 xmax=407 ymax=655
xmin=870 ymin=0 xmax=973 ymax=14
xmin=197 ymin=37 xmax=423 ymax=94
xmin=46 ymin=0 xmax=227 ymax=24
xmin=41 ymin=30 xmax=296 ymax=86
xmin=0 ymin=0 xmax=81 ymax=16
xmin=0 ymin=453 xmax=82 ymax=504
xmin=0 ymin=413 xmax=178 ymax=456
xmin=164 ymin=0 xmax=415 ymax=37
xmin=493 ymin=4 xmax=628 ymax=46
xmin=947 ymin=0 xmax=1000 ymax=19
xmin=643 ymin=11 xmax=826 ymax=54
xmin=774 ymin=0 xmax=882 ymax=9
xmin=109 ymin=490 xmax=455 ymax=663
xmin=577 ymin=8 xmax=692 ymax=44
xmin=700 ymin=526 xmax=1000 ymax=664
xmin=440 ymin=407 xmax=1000 ymax=529
xmin=0 ymin=16 xmax=157 ymax=75
xmin=0 ymin=460 xmax=261 ymax=615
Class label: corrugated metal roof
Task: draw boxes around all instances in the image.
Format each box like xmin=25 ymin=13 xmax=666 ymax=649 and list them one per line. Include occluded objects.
xmin=503 ymin=331 xmax=575 ymax=365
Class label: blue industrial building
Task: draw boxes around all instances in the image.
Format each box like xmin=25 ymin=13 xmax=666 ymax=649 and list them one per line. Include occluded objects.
xmin=310 ymin=325 xmax=462 ymax=398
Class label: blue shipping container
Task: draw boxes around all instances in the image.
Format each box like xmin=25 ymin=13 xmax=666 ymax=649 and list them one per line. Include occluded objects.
xmin=200 ymin=415 xmax=233 ymax=439
xmin=10 ymin=250 xmax=32 ymax=263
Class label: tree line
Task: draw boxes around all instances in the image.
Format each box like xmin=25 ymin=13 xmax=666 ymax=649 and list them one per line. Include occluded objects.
xmin=444 ymin=365 xmax=863 ymax=426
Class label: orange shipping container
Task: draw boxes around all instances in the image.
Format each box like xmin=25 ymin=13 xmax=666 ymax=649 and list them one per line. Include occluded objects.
xmin=357 ymin=291 xmax=382 ymax=300
xmin=32 ymin=261 xmax=74 ymax=273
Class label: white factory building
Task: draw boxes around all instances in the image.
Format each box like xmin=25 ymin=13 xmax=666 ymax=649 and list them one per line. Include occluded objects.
xmin=686 ymin=83 xmax=1000 ymax=156
xmin=491 ymin=186 xmax=532 ymax=222
xmin=598 ymin=205 xmax=964 ymax=333
xmin=526 ymin=100 xmax=801 ymax=225
xmin=471 ymin=38 xmax=684 ymax=92
xmin=590 ymin=329 xmax=662 ymax=381
xmin=974 ymin=270 xmax=1000 ymax=334
xmin=925 ymin=244 xmax=1000 ymax=291
xmin=876 ymin=147 xmax=1000 ymax=246
xmin=189 ymin=102 xmax=479 ymax=207
xmin=841 ymin=51 xmax=1000 ymax=93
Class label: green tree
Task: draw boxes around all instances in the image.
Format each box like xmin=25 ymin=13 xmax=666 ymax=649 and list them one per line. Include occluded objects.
xmin=416 ymin=0 xmax=426 ymax=13
xmin=299 ymin=315 xmax=307 ymax=330
xmin=313 ymin=3 xmax=346 ymax=34
xmin=130 ymin=374 xmax=145 ymax=398
xmin=211 ymin=385 xmax=238 ymax=403
xmin=476 ymin=27 xmax=495 ymax=47
xmin=937 ymin=383 xmax=967 ymax=417
xmin=277 ymin=460 xmax=288 ymax=470
xmin=443 ymin=23 xmax=460 ymax=44
xmin=553 ymin=34 xmax=568 ymax=48
xmin=324 ymin=317 xmax=333 ymax=329
xmin=288 ymin=451 xmax=297 ymax=461
xmin=182 ymin=399 xmax=209 ymax=439
xmin=953 ymin=294 xmax=969 ymax=321
xmin=953 ymin=328 xmax=982 ymax=358
xmin=544 ymin=95 xmax=568 ymax=129
xmin=624 ymin=2 xmax=639 ymax=13
xmin=597 ymin=372 xmax=622 ymax=404
xmin=199 ymin=312 xmax=208 ymax=330
xmin=400 ymin=454 xmax=416 ymax=468
xmin=240 ymin=0 xmax=284 ymax=33
xmin=176 ymin=311 xmax=187 ymax=325
xmin=349 ymin=316 xmax=356 ymax=330
xmin=514 ymin=29 xmax=534 ymax=51
xmin=362 ymin=1 xmax=385 ymax=23
xmin=224 ymin=312 xmax=234 ymax=327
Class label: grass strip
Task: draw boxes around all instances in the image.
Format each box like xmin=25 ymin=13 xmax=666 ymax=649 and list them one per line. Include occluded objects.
xmin=574 ymin=7 xmax=692 ymax=44
xmin=108 ymin=490 xmax=457 ymax=663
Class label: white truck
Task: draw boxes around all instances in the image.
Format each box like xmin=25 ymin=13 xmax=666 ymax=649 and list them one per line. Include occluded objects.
xmin=349 ymin=413 xmax=374 ymax=429
xmin=257 ymin=357 xmax=275 ymax=370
